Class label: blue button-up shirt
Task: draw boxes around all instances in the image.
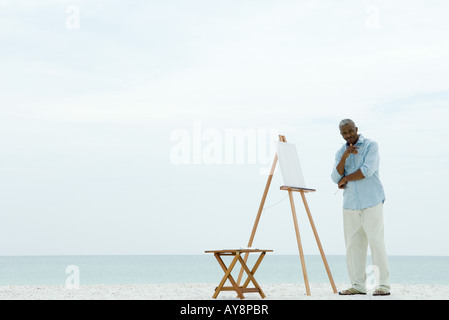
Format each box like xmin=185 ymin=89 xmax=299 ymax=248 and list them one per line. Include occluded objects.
xmin=331 ymin=134 xmax=385 ymax=210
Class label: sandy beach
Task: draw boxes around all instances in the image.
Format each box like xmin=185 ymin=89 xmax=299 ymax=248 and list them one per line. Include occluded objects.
xmin=0 ymin=283 xmax=447 ymax=300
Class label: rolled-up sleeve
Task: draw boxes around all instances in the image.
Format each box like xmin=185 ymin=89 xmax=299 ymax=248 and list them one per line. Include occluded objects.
xmin=360 ymin=141 xmax=380 ymax=178
xmin=331 ymin=149 xmax=344 ymax=184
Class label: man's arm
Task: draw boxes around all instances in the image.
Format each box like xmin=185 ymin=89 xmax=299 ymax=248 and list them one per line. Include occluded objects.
xmin=338 ymin=169 xmax=365 ymax=189
xmin=336 ymin=144 xmax=359 ymax=175
xmin=336 ymin=144 xmax=363 ymax=188
xmin=338 ymin=141 xmax=380 ymax=188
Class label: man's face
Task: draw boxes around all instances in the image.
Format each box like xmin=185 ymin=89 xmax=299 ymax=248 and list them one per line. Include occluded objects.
xmin=339 ymin=123 xmax=359 ymax=145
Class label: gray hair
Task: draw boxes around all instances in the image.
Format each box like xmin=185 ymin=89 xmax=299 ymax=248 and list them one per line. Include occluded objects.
xmin=339 ymin=119 xmax=355 ymax=128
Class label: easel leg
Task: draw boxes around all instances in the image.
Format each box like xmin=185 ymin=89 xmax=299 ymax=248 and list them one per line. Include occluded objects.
xmin=288 ymin=190 xmax=311 ymax=296
xmin=237 ymin=153 xmax=278 ymax=285
xmin=299 ymin=191 xmax=338 ymax=293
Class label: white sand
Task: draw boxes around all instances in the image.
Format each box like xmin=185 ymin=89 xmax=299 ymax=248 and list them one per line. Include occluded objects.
xmin=0 ymin=283 xmax=448 ymax=300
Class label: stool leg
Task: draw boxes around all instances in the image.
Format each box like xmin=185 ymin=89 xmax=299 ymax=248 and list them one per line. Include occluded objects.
xmin=241 ymin=252 xmax=266 ymax=289
xmin=213 ymin=253 xmax=245 ymax=299
xmin=238 ymin=254 xmax=266 ymax=298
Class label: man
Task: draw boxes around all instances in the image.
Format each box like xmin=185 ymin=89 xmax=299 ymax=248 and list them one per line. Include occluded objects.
xmin=331 ymin=119 xmax=390 ymax=296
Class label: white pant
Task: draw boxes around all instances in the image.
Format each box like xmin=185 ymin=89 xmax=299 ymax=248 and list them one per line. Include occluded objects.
xmin=343 ymin=202 xmax=390 ymax=292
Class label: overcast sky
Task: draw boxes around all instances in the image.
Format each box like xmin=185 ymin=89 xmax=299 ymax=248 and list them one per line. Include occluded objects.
xmin=1 ymin=0 xmax=448 ymax=256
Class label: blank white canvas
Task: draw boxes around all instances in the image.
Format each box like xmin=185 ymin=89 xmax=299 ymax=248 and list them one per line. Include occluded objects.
xmin=277 ymin=142 xmax=307 ymax=188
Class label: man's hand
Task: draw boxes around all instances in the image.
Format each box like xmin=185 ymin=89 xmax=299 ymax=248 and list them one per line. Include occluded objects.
xmin=343 ymin=144 xmax=359 ymax=159
xmin=336 ymin=144 xmax=359 ymax=176
xmin=338 ymin=169 xmax=365 ymax=189
xmin=338 ymin=177 xmax=348 ymax=189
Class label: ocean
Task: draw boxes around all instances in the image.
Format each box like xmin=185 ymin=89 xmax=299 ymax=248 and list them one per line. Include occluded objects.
xmin=0 ymin=255 xmax=448 ymax=286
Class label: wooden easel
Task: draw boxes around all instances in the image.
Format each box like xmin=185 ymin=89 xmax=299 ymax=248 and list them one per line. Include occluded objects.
xmin=236 ymin=135 xmax=337 ymax=296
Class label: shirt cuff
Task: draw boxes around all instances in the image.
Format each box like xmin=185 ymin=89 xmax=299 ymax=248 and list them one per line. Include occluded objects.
xmin=331 ymin=171 xmax=343 ymax=184
xmin=360 ymin=166 xmax=371 ymax=178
